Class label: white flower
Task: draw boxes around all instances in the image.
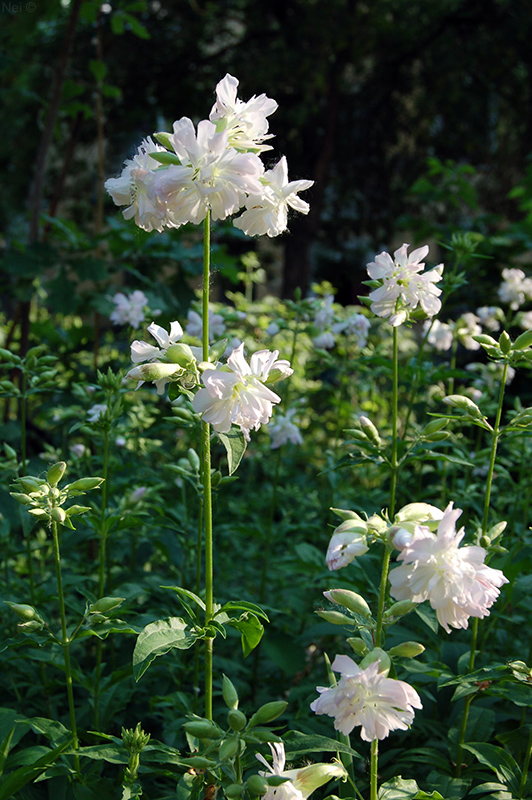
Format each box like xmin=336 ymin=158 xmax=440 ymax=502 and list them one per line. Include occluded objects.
xmin=130 ymin=321 xmax=184 ymax=364
xmin=332 ymin=313 xmax=370 ymax=348
xmin=326 ymin=520 xmax=369 ymax=570
xmin=110 ymin=290 xmax=148 ymax=328
xmin=476 ymin=306 xmax=504 ymax=332
xmin=87 ymin=404 xmax=107 ymax=422
xmin=70 ymin=444 xmax=86 ymax=458
xmin=185 ymin=309 xmax=226 ymax=341
xmin=498 ymin=268 xmax=532 ymax=310
xmin=266 ymin=321 xmax=281 ymax=336
xmin=310 ymin=655 xmax=422 ymax=741
xmin=209 ymin=73 xmax=278 ymax=153
xmin=256 ymin=743 xmax=345 ymax=800
xmin=105 ymin=137 xmax=168 ymax=232
xmin=153 ymin=118 xmax=264 ymax=226
xmin=519 ymin=310 xmax=532 ymax=329
xmin=423 ymin=319 xmax=453 ymax=351
xmin=367 ymin=243 xmax=443 ymax=326
xmin=269 ymin=409 xmax=303 ymax=449
xmin=388 ymin=503 xmax=508 ymax=633
xmin=312 ymin=331 xmax=336 ymax=350
xmin=192 ymin=343 xmax=293 ymax=440
xmin=313 ymin=295 xmax=335 ymax=330
xmin=455 ymin=313 xmax=481 ymax=350
xmin=233 ymin=157 xmax=313 ymax=237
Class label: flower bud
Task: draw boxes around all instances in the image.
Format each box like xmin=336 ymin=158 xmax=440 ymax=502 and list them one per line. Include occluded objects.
xmin=228 ymin=709 xmax=247 ymax=732
xmin=183 ymin=719 xmax=221 ymax=739
xmin=225 ymin=784 xmax=245 ymax=798
xmin=51 ymin=507 xmax=67 ymax=525
xmin=513 ymin=329 xmax=532 ymax=350
xmin=389 ymin=526 xmax=414 ymax=550
xmin=323 ymin=589 xmax=371 ymax=617
xmin=384 ymin=599 xmax=417 ymax=619
xmin=166 ymin=343 xmax=196 ymax=368
xmin=394 ymin=503 xmax=443 ymax=524
xmin=127 ymin=363 xmax=183 ymax=382
xmin=358 ymin=415 xmax=381 ymax=445
xmin=316 ymin=610 xmax=354 ymax=626
xmin=347 ymin=637 xmax=369 ymax=655
xmin=66 ymin=477 xmax=104 ymax=493
xmin=222 ymin=674 xmax=239 ymax=710
xmin=360 ymin=647 xmax=391 ymax=675
xmin=28 ymin=508 xmax=49 ymax=520
xmin=122 ymin=723 xmax=151 ymax=753
xmin=388 ymin=641 xmax=425 ymax=658
xmin=499 ymin=330 xmax=512 ymax=354
xmin=10 ymin=492 xmax=34 ymax=506
xmin=331 ymin=508 xmax=365 ymax=521
xmin=443 ymin=395 xmax=483 ymax=417
xmin=187 ymin=449 xmax=200 ymax=472
xmin=66 ymin=505 xmax=92 ymax=517
xmin=486 ymin=521 xmax=507 ymax=542
xmin=47 ymin=462 xmax=67 ymax=487
xmin=244 ymin=728 xmax=281 ymax=743
xmin=5 ymin=601 xmax=42 ymax=622
xmin=246 ymin=775 xmax=270 ymax=796
xmin=219 ymin=737 xmax=240 ymax=761
xmin=89 ymin=596 xmax=125 ymax=614
xmin=16 ymin=476 xmax=46 ymax=493
xmin=248 ymin=701 xmax=287 ymax=727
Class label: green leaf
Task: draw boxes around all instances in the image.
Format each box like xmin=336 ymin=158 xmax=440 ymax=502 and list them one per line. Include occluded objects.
xmin=0 ymin=728 xmax=14 ymax=778
xmin=89 ymin=59 xmax=107 ymax=82
xmin=378 ymin=777 xmax=443 ymax=800
xmin=162 ymin=586 xmax=206 ymax=613
xmin=283 ymin=731 xmax=361 ymax=759
xmin=132 ymin=617 xmax=202 ymax=681
xmin=463 ymin=743 xmax=522 ymax=793
xmin=227 ymin=613 xmax=264 ymax=657
xmin=0 ymin=739 xmax=71 ymax=800
xmin=216 ymin=600 xmax=269 ymax=622
xmin=218 ymin=429 xmax=247 ymax=475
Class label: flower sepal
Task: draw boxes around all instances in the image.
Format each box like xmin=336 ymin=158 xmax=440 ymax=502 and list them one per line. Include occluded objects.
xmin=359 ymin=648 xmax=391 ymax=675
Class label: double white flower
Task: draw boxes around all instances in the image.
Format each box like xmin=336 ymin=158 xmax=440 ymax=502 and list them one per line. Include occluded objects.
xmin=367 ymin=243 xmax=443 ymax=327
xmin=256 ymin=742 xmax=345 ymax=800
xmin=192 ymin=343 xmax=293 ymax=441
xmin=311 ymin=655 xmax=422 ymax=741
xmin=389 ymin=503 xmax=508 ymax=633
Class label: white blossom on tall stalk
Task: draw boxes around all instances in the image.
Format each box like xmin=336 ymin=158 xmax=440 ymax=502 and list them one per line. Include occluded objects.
xmin=209 ymin=73 xmax=278 ymax=153
xmin=256 ymin=742 xmax=346 ymax=800
xmin=423 ymin=319 xmax=453 ymax=351
xmin=105 ymin=137 xmax=168 ymax=232
xmin=185 ymin=308 xmax=226 ymax=341
xmin=269 ymin=408 xmax=303 ymax=449
xmin=498 ymin=268 xmax=532 ymax=310
xmin=326 ymin=519 xmax=369 ymax=570
xmin=192 ymin=343 xmax=293 ymax=440
xmin=233 ymin=156 xmax=314 ymax=238
xmin=130 ymin=321 xmax=184 ymax=364
xmin=388 ymin=503 xmax=508 ymax=633
xmin=310 ymin=655 xmax=422 ymax=741
xmin=455 ymin=313 xmax=482 ymax=350
xmin=110 ymin=290 xmax=148 ymax=328
xmin=127 ymin=321 xmax=198 ymax=395
xmin=476 ymin=306 xmax=504 ymax=332
xmin=367 ymin=243 xmax=443 ymax=327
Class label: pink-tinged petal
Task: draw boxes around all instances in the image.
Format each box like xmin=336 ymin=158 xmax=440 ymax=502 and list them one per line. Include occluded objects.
xmin=408 ymin=244 xmax=429 ymax=265
xmin=130 ymin=340 xmax=160 ymax=363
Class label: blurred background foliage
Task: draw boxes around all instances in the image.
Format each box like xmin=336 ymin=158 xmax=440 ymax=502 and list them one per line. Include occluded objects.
xmin=3 ymin=0 xmax=532 ymax=319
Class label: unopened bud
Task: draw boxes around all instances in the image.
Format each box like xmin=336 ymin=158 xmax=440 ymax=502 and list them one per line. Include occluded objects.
xmin=248 ymin=701 xmax=287 ymax=727
xmin=513 ymin=329 xmax=532 ymax=350
xmin=359 ymin=415 xmax=381 ymax=445
xmin=222 ymin=675 xmax=239 ymax=710
xmin=499 ymin=330 xmax=512 ymax=354
xmin=66 ymin=477 xmax=104 ymax=493
xmin=388 ymin=641 xmax=425 ymax=658
xmin=219 ymin=736 xmax=240 ymax=761
xmin=5 ymin=602 xmax=42 ymax=622
xmin=360 ymin=647 xmax=391 ymax=674
xmin=316 ymin=610 xmax=353 ymax=626
xmin=89 ymin=596 xmax=125 ymax=614
xmin=324 ymin=589 xmax=371 ymax=617
xmin=246 ymin=775 xmax=269 ymax=796
xmin=51 ymin=507 xmax=67 ymax=524
xmin=184 ymin=756 xmax=218 ymax=769
xmin=384 ymin=599 xmax=417 ymax=619
xmin=225 ymin=784 xmax=245 ymax=798
xmin=10 ymin=492 xmax=34 ymax=506
xmin=122 ymin=722 xmax=151 ymax=753
xmin=187 ymin=449 xmax=200 ymax=472
xmin=244 ymin=728 xmax=282 ymax=743
xmin=228 ymin=709 xmax=247 ymax=732
xmin=183 ymin=719 xmax=221 ymax=739
xmin=166 ymin=343 xmax=196 ymax=368
xmin=347 ymin=637 xmax=369 ymax=655
xmin=47 ymin=462 xmax=67 ymax=487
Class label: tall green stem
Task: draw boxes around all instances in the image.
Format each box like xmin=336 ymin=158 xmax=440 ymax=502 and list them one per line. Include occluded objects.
xmin=370 ymin=739 xmax=379 ymax=800
xmin=20 ymin=370 xmax=36 ymax=603
xmin=456 ymin=360 xmax=508 ymax=775
xmin=389 ymin=326 xmax=399 ymax=519
xmin=94 ymin=426 xmax=110 ymax=728
xmin=519 ymin=722 xmax=532 ymax=798
xmin=201 ymin=211 xmax=214 ymax=720
xmin=51 ymin=519 xmax=80 ymax=774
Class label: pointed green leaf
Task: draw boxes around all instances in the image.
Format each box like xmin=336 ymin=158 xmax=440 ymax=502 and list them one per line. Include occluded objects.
xmin=162 ymin=586 xmax=206 ymax=612
xmin=218 ymin=429 xmax=247 ymax=475
xmin=132 ymin=617 xmax=202 ymax=681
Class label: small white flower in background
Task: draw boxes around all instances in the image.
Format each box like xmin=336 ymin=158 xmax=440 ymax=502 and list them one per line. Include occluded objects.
xmin=519 ymin=310 xmax=532 ymax=329
xmin=310 ymin=655 xmax=422 ymax=741
xmin=312 ymin=331 xmax=336 ymax=350
xmin=266 ymin=321 xmax=281 ymax=336
xmin=105 ymin=137 xmax=168 ymax=232
xmin=185 ymin=309 xmax=226 ymax=341
xmin=129 ymin=487 xmax=147 ymax=503
xmin=70 ymin=444 xmax=86 ymax=458
xmin=455 ymin=312 xmax=482 ymax=350
xmin=233 ymin=156 xmax=314 ymax=238
xmin=130 ymin=321 xmax=184 ymax=364
xmin=423 ymin=319 xmax=453 ymax=351
xmin=115 ymin=436 xmax=126 ymax=447
xmin=192 ymin=343 xmax=292 ymax=441
xmin=367 ymin=243 xmax=444 ymax=327
xmin=498 ymin=268 xmax=532 ymax=310
xmin=466 ymin=361 xmax=516 ymax=395
xmin=87 ymin=404 xmax=107 ymax=423
xmin=269 ymin=408 xmax=303 ymax=449
xmin=256 ymin=742 xmax=345 ymax=800
xmin=110 ymin=290 xmax=149 ymax=328
xmin=388 ymin=503 xmax=508 ymax=633
xmin=209 ymin=73 xmax=278 ymax=153
xmin=223 ymin=337 xmax=243 ymax=358
xmin=313 ymin=294 xmax=335 ymax=330
xmin=476 ymin=305 xmax=504 ymax=332
xmin=332 ymin=313 xmax=370 ymax=348
xmin=326 ymin=519 xmax=369 ymax=571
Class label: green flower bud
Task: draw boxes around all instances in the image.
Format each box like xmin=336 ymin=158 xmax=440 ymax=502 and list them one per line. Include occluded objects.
xmin=422 ymin=418 xmax=448 ymax=435
xmin=10 ymin=492 xmax=34 ymax=506
xmin=225 ymin=784 xmax=245 ymax=798
xmin=183 ymin=756 xmax=218 ymax=769
xmin=46 ymin=462 xmax=67 ymax=487
xmin=183 ymin=719 xmax=221 ymax=739
xmin=388 ymin=641 xmax=425 ymax=658
xmin=480 ymin=535 xmax=491 ymax=548
xmin=219 ymin=736 xmax=240 ymax=761
xmin=51 ymin=507 xmax=67 ymax=525
xmin=499 ymin=330 xmax=512 ymax=354
xmin=323 ymin=589 xmax=371 ymax=617
xmin=315 ymin=610 xmax=353 ymax=626
xmin=360 ymin=647 xmax=391 ymax=674
xmin=5 ymin=602 xmax=42 ymax=622
xmin=122 ymin=723 xmax=151 ymax=753
xmin=154 ymin=131 xmax=173 ymax=149
xmin=358 ymin=415 xmax=381 ymax=445
xmin=487 ymin=520 xmax=507 ymax=541
xmin=244 ymin=728 xmax=281 ymax=743
xmin=347 ymin=637 xmax=369 ymax=655
xmin=28 ymin=508 xmax=49 ymax=520
xmin=246 ymin=775 xmax=269 ymax=796
xmin=473 ymin=334 xmax=498 ymax=347
xmin=17 ymin=476 xmax=46 ymax=493
xmin=89 ymin=596 xmax=125 ymax=614
xmin=187 ymin=449 xmax=200 ymax=471
xmin=331 ymin=508 xmax=365 ymax=521
xmin=228 ymin=709 xmax=247 ymax=732
xmin=66 ymin=477 xmax=104 ymax=493
xmin=166 ymin=343 xmax=196 ymax=368
xmin=66 ymin=505 xmax=92 ymax=517
xmin=19 ymin=619 xmax=45 ymax=631
xmin=384 ymin=599 xmax=417 ymax=619
xmin=248 ymin=701 xmax=287 ymax=727
xmin=222 ymin=674 xmax=239 ymax=710
xmin=443 ymin=394 xmax=483 ymax=417
xmin=513 ymin=329 xmax=532 ymax=350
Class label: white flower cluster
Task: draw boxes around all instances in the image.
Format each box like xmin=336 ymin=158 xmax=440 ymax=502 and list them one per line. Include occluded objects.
xmin=498 ymin=268 xmax=532 ymax=310
xmin=105 ymin=75 xmax=313 ymax=238
xmin=110 ymin=290 xmax=149 ymax=328
xmin=311 ymin=294 xmax=370 ymax=350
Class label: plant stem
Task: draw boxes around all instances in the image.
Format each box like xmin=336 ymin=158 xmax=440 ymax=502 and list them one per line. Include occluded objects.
xmin=51 ymin=519 xmax=80 ymax=774
xmin=94 ymin=426 xmax=110 ymax=729
xmin=370 ymin=739 xmax=379 ymax=800
xmin=201 ymin=211 xmax=214 ymax=720
xmin=519 ymin=722 xmax=532 ymax=798
xmin=389 ymin=326 xmax=399 ymax=518
xmin=456 ymin=360 xmax=508 ymax=775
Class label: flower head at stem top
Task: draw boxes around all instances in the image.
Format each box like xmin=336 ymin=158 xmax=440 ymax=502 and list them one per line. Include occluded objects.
xmin=192 ymin=343 xmax=293 ymax=441
xmin=256 ymin=742 xmax=346 ymax=800
xmin=367 ymin=243 xmax=443 ymax=327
